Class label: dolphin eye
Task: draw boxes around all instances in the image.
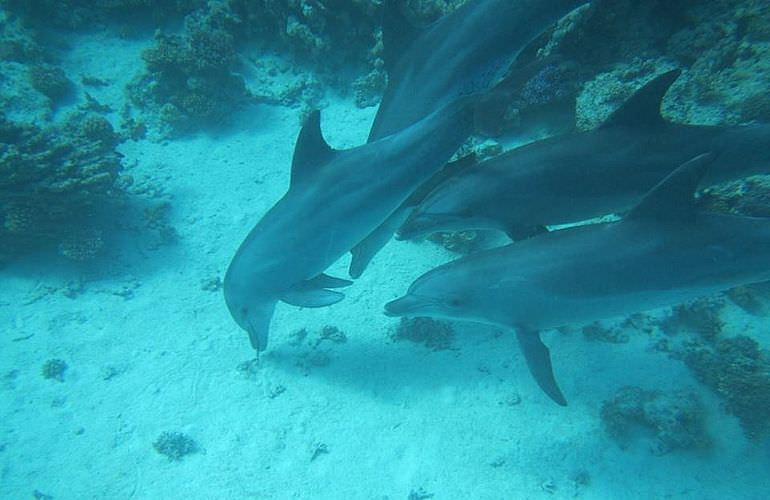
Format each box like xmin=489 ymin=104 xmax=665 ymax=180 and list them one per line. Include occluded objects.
xmin=447 ymin=296 xmax=462 ymax=308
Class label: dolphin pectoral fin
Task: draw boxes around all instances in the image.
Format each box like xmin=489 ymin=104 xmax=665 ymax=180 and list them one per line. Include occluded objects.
xmin=505 ymin=224 xmax=548 ymax=242
xmin=515 ymin=328 xmax=567 ymax=406
xmin=281 ymin=288 xmax=345 ymax=308
xmin=306 ymin=273 xmax=353 ymax=289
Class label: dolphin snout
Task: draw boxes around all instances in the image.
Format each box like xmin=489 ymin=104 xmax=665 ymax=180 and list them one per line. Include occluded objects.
xmin=384 ymin=295 xmax=426 ymax=317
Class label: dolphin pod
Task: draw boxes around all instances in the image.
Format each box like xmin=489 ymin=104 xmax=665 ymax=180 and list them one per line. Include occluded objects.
xmin=386 ymin=154 xmax=770 ymax=405
xmin=224 ymin=0 xmax=770 ymax=405
xmin=225 ymin=0 xmax=590 ymax=350
xmin=397 ymin=70 xmax=770 ymax=241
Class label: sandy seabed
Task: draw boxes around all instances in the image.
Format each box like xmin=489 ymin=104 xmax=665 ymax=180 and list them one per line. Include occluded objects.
xmin=1 ymin=30 xmax=769 ymax=500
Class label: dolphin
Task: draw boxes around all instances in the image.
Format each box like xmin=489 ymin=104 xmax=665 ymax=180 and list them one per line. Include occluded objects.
xmin=398 ymin=70 xmax=770 ymax=241
xmin=224 ymin=97 xmax=477 ymax=351
xmin=348 ymin=0 xmax=591 ymax=277
xmin=385 ymin=153 xmax=770 ymax=405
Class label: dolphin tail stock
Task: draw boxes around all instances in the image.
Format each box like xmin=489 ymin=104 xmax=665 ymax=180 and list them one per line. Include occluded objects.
xmin=515 ymin=327 xmax=568 ymax=406
xmin=349 ymin=206 xmax=412 ymax=278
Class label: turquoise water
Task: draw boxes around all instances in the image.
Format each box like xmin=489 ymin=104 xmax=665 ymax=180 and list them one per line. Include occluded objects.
xmin=2 ymin=1 xmax=770 ymax=499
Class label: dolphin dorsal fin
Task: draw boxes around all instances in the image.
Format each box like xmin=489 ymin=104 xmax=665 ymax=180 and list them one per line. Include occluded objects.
xmin=382 ymin=0 xmax=422 ymax=73
xmin=627 ymin=152 xmax=716 ymax=224
xmin=290 ymin=110 xmax=336 ymax=186
xmin=600 ymin=69 xmax=681 ymax=130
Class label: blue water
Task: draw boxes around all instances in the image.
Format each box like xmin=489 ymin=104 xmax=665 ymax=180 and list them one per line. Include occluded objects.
xmin=2 ymin=1 xmax=770 ymax=499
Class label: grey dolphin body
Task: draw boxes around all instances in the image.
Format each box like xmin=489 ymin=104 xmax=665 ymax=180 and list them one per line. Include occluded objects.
xmin=224 ymin=98 xmax=476 ymax=351
xmin=385 ymin=154 xmax=770 ymax=405
xmin=348 ymin=0 xmax=591 ymax=278
xmin=399 ymin=70 xmax=770 ymax=241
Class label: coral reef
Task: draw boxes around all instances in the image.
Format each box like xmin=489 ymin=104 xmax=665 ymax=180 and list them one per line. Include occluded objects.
xmin=684 ymin=335 xmax=770 ymax=440
xmin=0 ymin=112 xmax=123 ymax=263
xmin=27 ymin=64 xmax=73 ymax=105
xmin=3 ymin=0 xmax=206 ymax=29
xmin=127 ymin=5 xmax=247 ymax=136
xmin=153 ymin=431 xmax=199 ymax=461
xmin=601 ymin=385 xmax=710 ymax=454
xmin=390 ymin=317 xmax=455 ymax=351
xmin=698 ymin=175 xmax=770 ymax=218
xmin=524 ymin=0 xmax=770 ymax=129
xmin=41 ymin=358 xmax=68 ymax=382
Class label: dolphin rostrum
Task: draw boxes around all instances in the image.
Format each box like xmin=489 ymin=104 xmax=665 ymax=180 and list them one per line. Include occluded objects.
xmin=385 ymin=153 xmax=770 ymax=405
xmin=398 ymin=70 xmax=770 ymax=241
xmin=348 ymin=0 xmax=591 ymax=278
xmin=224 ymin=97 xmax=477 ymax=351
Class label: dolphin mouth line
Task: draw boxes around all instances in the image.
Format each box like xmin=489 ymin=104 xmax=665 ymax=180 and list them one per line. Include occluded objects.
xmin=384 ymin=294 xmax=437 ymax=317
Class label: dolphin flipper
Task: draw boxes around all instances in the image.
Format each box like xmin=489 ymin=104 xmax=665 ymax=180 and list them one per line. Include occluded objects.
xmin=306 ymin=273 xmax=353 ymax=289
xmin=515 ymin=327 xmax=567 ymax=406
xmin=505 ymin=224 xmax=549 ymax=242
xmin=281 ymin=288 xmax=345 ymax=308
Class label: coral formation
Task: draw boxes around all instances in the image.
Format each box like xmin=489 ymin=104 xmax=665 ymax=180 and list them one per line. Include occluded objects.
xmin=426 ymin=230 xmax=483 ymax=254
xmin=659 ymin=297 xmax=725 ymax=341
xmin=390 ymin=317 xmax=455 ymax=351
xmin=127 ymin=5 xmax=248 ymax=135
xmin=726 ymin=283 xmax=770 ymax=316
xmin=601 ymin=385 xmax=710 ymax=454
xmin=582 ymin=322 xmax=629 ymax=344
xmin=0 ymin=112 xmax=123 ymax=262
xmin=41 ymin=358 xmax=68 ymax=382
xmin=153 ymin=431 xmax=199 ymax=461
xmin=4 ymin=0 xmax=206 ymax=29
xmin=684 ymin=335 xmax=770 ymax=440
xmin=698 ymin=175 xmax=770 ymax=218
xmin=27 ymin=64 xmax=73 ymax=105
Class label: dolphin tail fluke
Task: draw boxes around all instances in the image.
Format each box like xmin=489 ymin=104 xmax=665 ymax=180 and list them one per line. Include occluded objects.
xmin=247 ymin=302 xmax=277 ymax=352
xmin=515 ymin=328 xmax=568 ymax=406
